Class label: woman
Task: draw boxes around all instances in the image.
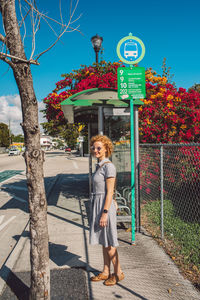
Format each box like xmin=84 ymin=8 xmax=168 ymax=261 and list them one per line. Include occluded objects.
xmin=89 ymin=135 xmax=124 ymax=286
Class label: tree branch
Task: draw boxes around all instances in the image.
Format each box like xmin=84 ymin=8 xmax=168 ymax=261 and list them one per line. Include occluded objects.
xmin=0 ymin=53 xmax=15 ymax=68
xmin=0 ymin=33 xmax=6 ymax=44
xmin=23 ymin=0 xmax=82 ymax=33
xmin=27 ymin=0 xmax=82 ymax=61
xmin=33 ymin=24 xmax=69 ymax=61
xmin=1 ymin=0 xmax=82 ymax=64
xmin=0 ymin=51 xmax=39 ymax=65
xmin=18 ymin=7 xmax=31 ymax=28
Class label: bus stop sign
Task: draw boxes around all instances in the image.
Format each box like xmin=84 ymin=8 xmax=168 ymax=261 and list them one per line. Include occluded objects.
xmin=116 ymin=34 xmax=145 ymax=65
xmin=117 ymin=67 xmax=146 ymax=99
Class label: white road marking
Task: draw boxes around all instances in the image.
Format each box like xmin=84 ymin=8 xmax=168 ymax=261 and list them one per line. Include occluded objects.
xmin=72 ymin=161 xmax=79 ymax=169
xmin=0 ymin=215 xmax=5 ymax=225
xmin=0 ymin=216 xmax=16 ymax=232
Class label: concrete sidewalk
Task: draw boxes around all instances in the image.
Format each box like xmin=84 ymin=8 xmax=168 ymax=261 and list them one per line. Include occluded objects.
xmin=1 ymin=172 xmax=200 ymax=299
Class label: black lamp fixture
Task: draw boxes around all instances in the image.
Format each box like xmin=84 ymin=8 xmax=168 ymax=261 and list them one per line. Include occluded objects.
xmin=91 ymin=34 xmax=103 ymax=64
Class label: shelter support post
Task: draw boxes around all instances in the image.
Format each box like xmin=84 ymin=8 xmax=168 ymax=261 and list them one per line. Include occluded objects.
xmin=98 ymin=107 xmax=104 ymax=135
xmin=88 ymin=123 xmax=92 ymax=195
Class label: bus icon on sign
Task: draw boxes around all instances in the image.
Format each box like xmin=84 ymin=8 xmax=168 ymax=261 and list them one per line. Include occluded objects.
xmin=124 ymin=42 xmax=138 ymax=58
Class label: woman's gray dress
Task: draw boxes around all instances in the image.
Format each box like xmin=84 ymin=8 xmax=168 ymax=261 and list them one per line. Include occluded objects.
xmin=89 ymin=158 xmax=119 ymax=247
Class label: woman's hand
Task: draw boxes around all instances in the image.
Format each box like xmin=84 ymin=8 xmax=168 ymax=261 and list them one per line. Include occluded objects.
xmin=100 ymin=213 xmax=108 ymax=227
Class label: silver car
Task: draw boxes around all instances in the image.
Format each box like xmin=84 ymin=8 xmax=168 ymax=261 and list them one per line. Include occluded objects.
xmin=9 ymin=148 xmax=20 ymax=156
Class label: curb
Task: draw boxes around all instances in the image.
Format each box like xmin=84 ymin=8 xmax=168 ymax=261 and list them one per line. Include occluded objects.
xmin=46 ymin=174 xmax=60 ymax=199
xmin=0 ymin=221 xmax=29 ymax=296
xmin=0 ymin=171 xmax=25 ymax=186
xmin=0 ymin=174 xmax=60 ymax=296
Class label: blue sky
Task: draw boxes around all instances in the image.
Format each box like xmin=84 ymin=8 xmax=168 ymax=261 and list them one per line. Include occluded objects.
xmin=0 ymin=0 xmax=200 ymax=134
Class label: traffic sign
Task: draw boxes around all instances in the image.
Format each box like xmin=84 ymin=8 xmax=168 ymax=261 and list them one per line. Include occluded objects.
xmin=116 ymin=34 xmax=145 ymax=65
xmin=117 ymin=67 xmax=146 ymax=99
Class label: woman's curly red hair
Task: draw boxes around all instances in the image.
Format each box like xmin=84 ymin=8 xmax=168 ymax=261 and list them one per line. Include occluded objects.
xmin=90 ymin=135 xmax=114 ymax=157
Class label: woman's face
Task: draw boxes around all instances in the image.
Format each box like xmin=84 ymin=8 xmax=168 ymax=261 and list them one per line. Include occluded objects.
xmin=91 ymin=141 xmax=107 ymax=161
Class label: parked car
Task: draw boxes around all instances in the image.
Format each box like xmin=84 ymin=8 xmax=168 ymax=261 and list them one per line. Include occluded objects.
xmin=65 ymin=147 xmax=71 ymax=152
xmin=9 ymin=148 xmax=20 ymax=156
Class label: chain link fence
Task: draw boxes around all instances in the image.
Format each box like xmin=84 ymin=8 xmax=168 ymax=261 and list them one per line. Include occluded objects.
xmin=140 ymin=143 xmax=200 ymax=270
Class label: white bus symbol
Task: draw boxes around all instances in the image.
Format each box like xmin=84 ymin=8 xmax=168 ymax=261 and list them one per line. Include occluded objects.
xmin=124 ymin=42 xmax=138 ymax=58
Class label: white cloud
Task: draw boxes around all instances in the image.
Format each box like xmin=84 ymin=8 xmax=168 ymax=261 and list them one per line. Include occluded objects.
xmin=0 ymin=94 xmax=46 ymax=135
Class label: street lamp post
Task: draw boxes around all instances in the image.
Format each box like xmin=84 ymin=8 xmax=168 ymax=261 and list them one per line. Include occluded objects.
xmin=89 ymin=34 xmax=103 ymax=194
xmin=91 ymin=34 xmax=103 ymax=64
xmin=91 ymin=34 xmax=104 ymax=135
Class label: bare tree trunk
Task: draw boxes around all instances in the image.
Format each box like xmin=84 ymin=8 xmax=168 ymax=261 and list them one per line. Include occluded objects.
xmin=0 ymin=1 xmax=50 ymax=299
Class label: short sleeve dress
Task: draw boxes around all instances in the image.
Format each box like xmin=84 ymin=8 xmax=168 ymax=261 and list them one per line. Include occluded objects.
xmin=89 ymin=158 xmax=119 ymax=247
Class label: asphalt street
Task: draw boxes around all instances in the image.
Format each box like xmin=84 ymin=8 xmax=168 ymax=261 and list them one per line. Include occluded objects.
xmin=0 ymin=154 xmax=27 ymax=270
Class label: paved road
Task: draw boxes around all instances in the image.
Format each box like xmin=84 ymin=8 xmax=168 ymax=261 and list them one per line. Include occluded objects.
xmin=0 ymin=150 xmax=89 ymax=270
xmin=0 ymin=154 xmax=27 ymax=269
xmin=0 ymin=153 xmax=25 ymax=172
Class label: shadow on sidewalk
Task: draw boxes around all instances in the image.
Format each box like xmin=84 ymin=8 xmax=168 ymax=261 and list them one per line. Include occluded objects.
xmin=49 ymin=242 xmax=83 ymax=267
xmin=0 ymin=173 xmax=88 ymax=215
xmin=0 ymin=175 xmax=59 ymax=213
xmin=47 ymin=210 xmax=89 ymax=231
xmin=47 ymin=173 xmax=89 ymax=205
xmin=117 ymin=282 xmax=149 ymax=300
xmin=0 ymin=265 xmax=29 ymax=300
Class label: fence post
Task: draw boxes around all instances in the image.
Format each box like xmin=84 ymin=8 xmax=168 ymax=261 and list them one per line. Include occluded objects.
xmin=160 ymin=145 xmax=164 ymax=239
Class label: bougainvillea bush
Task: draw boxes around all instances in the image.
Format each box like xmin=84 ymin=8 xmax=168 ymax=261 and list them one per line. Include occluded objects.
xmin=42 ymin=60 xmax=200 ymax=144
xmin=140 ymin=69 xmax=200 ymax=143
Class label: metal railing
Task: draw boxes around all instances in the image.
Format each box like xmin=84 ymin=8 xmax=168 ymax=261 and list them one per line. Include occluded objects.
xmin=139 ymin=143 xmax=200 ymax=267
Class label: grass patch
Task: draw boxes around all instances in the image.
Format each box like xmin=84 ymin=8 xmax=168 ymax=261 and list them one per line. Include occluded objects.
xmin=141 ymin=199 xmax=200 ymax=289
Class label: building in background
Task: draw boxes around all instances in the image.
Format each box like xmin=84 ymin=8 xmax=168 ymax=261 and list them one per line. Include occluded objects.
xmin=40 ymin=134 xmax=53 ymax=151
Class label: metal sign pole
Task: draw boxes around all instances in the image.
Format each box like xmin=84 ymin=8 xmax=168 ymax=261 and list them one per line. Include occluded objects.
xmin=134 ymin=105 xmax=140 ymax=232
xmin=130 ymin=98 xmax=135 ymax=244
xmin=116 ymin=33 xmax=146 ymax=245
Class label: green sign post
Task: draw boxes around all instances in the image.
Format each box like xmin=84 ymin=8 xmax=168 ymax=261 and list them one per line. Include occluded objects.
xmin=116 ymin=33 xmax=145 ymax=245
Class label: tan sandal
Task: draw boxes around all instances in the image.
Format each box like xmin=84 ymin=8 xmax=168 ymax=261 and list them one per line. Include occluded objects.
xmin=90 ymin=272 xmax=110 ymax=282
xmin=104 ymin=272 xmax=125 ymax=286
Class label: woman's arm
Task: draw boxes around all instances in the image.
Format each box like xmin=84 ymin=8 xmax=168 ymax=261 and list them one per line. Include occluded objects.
xmin=99 ymin=177 xmax=115 ymax=227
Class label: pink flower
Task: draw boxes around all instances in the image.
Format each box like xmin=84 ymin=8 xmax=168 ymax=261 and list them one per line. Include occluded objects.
xmin=145 ymin=188 xmax=151 ymax=194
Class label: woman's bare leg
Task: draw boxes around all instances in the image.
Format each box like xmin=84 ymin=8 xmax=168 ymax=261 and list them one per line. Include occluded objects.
xmin=106 ymin=246 xmax=122 ymax=276
xmin=102 ymin=246 xmax=111 ymax=275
